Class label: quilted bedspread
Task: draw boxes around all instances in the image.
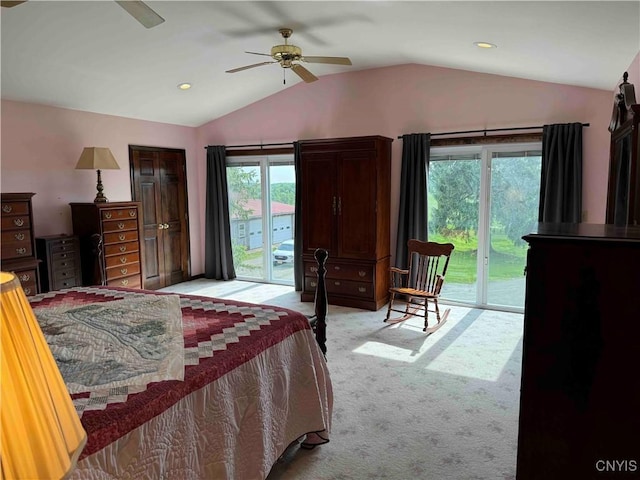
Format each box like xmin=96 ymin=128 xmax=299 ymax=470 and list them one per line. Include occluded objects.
xmin=30 ymin=286 xmax=333 ymax=480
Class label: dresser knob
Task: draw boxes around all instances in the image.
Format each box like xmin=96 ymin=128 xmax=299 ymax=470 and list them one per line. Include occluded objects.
xmin=359 ymin=271 xmax=367 ymax=277
xmin=310 ymin=281 xmax=317 ymax=287
xmin=2 ymin=204 xmax=12 ymax=213
xmin=119 ymin=234 xmax=126 ymax=241
xmin=120 ymin=257 xmax=127 ymax=264
xmin=23 ymin=287 xmax=31 ymax=295
xmin=16 ymin=247 xmax=26 ymax=255
xmin=120 ymin=268 xmax=128 ymax=275
xmin=358 ymin=287 xmax=366 ymax=293
xmin=13 ymin=218 xmax=24 ymax=227
xmin=118 ymin=222 xmax=125 ymax=230
xmin=19 ymin=273 xmax=30 ymax=282
xmin=334 ymin=266 xmax=341 ymax=271
xmin=129 ymin=210 xmax=136 ymax=217
xmin=105 ymin=212 xmax=112 ymax=219
xmin=121 ymin=279 xmax=129 ymax=286
xmin=119 ymin=246 xmax=127 ymax=252
xmin=334 ymin=281 xmax=341 ymax=286
xmin=14 ymin=233 xmax=25 ymax=241
xmin=310 ymin=266 xmax=318 ymax=273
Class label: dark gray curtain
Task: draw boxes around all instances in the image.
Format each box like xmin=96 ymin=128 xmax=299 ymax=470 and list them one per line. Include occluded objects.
xmin=539 ymin=123 xmax=583 ymax=223
xmin=395 ymin=133 xmax=430 ymax=269
xmin=293 ymin=141 xmax=303 ymax=291
xmin=205 ymin=146 xmax=236 ymax=280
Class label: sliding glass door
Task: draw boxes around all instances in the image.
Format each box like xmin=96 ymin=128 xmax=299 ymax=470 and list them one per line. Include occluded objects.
xmin=226 ymin=155 xmax=295 ymax=285
xmin=428 ymin=144 xmax=541 ymax=311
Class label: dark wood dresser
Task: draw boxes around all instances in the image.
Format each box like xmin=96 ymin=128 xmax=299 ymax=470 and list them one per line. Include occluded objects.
xmin=299 ymin=135 xmax=392 ymax=311
xmin=516 ymin=223 xmax=640 ymax=479
xmin=1 ymin=192 xmax=40 ymax=296
xmin=70 ymin=202 xmax=144 ymax=288
xmin=36 ymin=235 xmax=82 ymax=292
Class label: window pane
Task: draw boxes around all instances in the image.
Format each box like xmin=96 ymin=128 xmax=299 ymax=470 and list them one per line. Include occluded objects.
xmin=428 ymin=157 xmax=481 ymax=303
xmin=270 ymin=163 xmax=295 ymax=284
xmin=487 ymin=152 xmax=541 ymax=307
xmin=227 ymin=165 xmax=264 ymax=280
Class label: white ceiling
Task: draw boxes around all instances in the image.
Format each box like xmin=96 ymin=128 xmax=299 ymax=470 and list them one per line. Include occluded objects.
xmin=2 ymin=1 xmax=639 ymax=127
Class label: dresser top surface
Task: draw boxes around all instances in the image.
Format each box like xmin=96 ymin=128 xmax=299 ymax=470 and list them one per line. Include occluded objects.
xmin=524 ymin=222 xmax=640 ymax=242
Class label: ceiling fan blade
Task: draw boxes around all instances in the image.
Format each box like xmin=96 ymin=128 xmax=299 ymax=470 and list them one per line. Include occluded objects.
xmin=303 ymin=56 xmax=352 ymax=66
xmin=1 ymin=1 xmax=27 ymax=7
xmin=226 ymin=62 xmax=275 ymax=74
xmin=115 ymin=1 xmax=165 ymax=29
xmin=245 ymin=51 xmax=273 ymax=57
xmin=291 ymin=64 xmax=318 ymax=83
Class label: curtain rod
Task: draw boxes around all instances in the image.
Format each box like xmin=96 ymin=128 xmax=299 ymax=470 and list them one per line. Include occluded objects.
xmin=204 ymin=141 xmax=294 ymax=150
xmin=397 ymin=123 xmax=590 ymax=139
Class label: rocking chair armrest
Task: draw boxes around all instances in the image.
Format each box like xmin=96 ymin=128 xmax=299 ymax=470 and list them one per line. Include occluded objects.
xmin=435 ymin=274 xmax=445 ymax=293
xmin=389 ymin=267 xmax=409 ymax=275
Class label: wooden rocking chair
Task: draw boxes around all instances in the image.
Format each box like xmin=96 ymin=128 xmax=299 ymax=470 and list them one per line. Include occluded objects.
xmin=384 ymin=240 xmax=455 ymax=333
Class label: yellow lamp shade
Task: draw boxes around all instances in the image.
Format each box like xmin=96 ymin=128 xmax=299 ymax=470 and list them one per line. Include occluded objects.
xmin=1 ymin=271 xmax=86 ymax=479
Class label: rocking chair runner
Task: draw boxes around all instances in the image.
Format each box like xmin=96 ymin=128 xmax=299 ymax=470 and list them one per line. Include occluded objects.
xmin=384 ymin=240 xmax=455 ymax=333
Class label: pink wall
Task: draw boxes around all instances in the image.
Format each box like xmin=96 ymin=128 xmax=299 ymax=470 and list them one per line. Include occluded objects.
xmin=0 ymin=100 xmax=202 ymax=273
xmin=197 ymin=63 xmax=613 ymax=262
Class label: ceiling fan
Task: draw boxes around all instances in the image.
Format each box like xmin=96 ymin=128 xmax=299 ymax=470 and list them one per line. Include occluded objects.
xmin=0 ymin=0 xmax=165 ymax=29
xmin=226 ymin=28 xmax=352 ymax=83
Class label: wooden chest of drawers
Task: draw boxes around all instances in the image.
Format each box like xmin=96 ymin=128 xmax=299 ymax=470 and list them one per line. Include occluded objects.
xmin=36 ymin=235 xmax=82 ymax=292
xmin=70 ymin=202 xmax=144 ymax=288
xmin=1 ymin=193 xmax=40 ymax=296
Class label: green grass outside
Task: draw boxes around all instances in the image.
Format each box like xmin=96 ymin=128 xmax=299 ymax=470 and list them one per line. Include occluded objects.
xmin=430 ymin=233 xmax=527 ymax=284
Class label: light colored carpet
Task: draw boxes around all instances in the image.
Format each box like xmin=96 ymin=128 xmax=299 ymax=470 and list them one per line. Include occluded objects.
xmin=161 ymin=279 xmax=523 ymax=480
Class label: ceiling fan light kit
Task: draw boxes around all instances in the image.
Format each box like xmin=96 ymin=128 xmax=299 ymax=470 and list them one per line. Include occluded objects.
xmin=226 ymin=27 xmax=352 ymax=83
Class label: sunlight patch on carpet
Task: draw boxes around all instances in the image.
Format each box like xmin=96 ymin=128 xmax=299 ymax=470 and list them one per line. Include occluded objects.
xmin=424 ymin=314 xmax=522 ymax=381
xmin=352 ymin=338 xmax=436 ymax=363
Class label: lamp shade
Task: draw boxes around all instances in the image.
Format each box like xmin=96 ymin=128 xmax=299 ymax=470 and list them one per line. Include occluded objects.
xmin=1 ymin=272 xmax=87 ymax=479
xmin=74 ymin=147 xmax=120 ymax=170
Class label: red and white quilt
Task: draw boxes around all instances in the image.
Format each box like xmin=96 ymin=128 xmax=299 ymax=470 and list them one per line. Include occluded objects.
xmin=30 ymin=286 xmax=332 ymax=480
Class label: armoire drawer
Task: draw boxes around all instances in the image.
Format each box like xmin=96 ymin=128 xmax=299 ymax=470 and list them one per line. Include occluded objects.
xmin=305 ymin=260 xmax=374 ymax=281
xmin=305 ymin=276 xmax=374 ymax=300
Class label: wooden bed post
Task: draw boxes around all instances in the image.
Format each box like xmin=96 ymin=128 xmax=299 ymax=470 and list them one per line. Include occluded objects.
xmin=313 ymin=248 xmax=328 ymax=357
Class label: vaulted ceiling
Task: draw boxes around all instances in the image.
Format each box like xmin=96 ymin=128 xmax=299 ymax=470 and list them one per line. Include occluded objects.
xmin=2 ymin=1 xmax=638 ymax=127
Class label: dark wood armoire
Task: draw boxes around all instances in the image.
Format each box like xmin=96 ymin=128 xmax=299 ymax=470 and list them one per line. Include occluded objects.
xmin=606 ymin=72 xmax=640 ymax=226
xmin=299 ymin=135 xmax=392 ymax=311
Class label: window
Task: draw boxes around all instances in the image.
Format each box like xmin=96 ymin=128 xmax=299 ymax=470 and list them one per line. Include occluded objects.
xmin=428 ymin=143 xmax=542 ymax=311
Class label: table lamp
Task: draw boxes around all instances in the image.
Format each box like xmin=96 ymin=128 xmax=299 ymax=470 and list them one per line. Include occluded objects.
xmin=75 ymin=147 xmax=120 ymax=203
xmin=1 ymin=271 xmax=87 ymax=479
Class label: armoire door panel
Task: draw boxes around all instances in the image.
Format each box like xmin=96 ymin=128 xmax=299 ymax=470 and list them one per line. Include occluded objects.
xmin=301 ymin=155 xmax=336 ymax=255
xmin=338 ymin=152 xmax=377 ymax=258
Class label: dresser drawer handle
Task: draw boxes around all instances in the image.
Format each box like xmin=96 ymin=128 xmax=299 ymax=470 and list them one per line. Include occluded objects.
xmin=23 ymin=287 xmax=31 ymax=295
xmin=310 ymin=266 xmax=318 ymax=273
xmin=61 ymin=240 xmax=67 ymax=244
xmin=117 ymin=222 xmax=125 ymax=230
xmin=14 ymin=233 xmax=25 ymax=241
xmin=15 ymin=247 xmax=27 ymax=255
xmin=121 ymin=279 xmax=129 ymax=286
xmin=359 ymin=271 xmax=367 ymax=277
xmin=19 ymin=273 xmax=30 ymax=282
xmin=310 ymin=281 xmax=317 ymax=288
xmin=13 ymin=218 xmax=24 ymax=227
xmin=120 ymin=268 xmax=128 ymax=275
xmin=119 ymin=246 xmax=127 ymax=252
xmin=60 ymin=253 xmax=67 ymax=258
xmin=105 ymin=212 xmax=112 ymax=219
xmin=62 ymin=282 xmax=70 ymax=287
xmin=334 ymin=281 xmax=341 ymax=286
xmin=118 ymin=234 xmax=126 ymax=241
xmin=120 ymin=257 xmax=127 ymax=264
xmin=61 ymin=272 xmax=68 ymax=277
xmin=358 ymin=287 xmax=367 ymax=292
xmin=2 ymin=204 xmax=12 ymax=213
xmin=129 ymin=210 xmax=136 ymax=217
xmin=334 ymin=266 xmax=341 ymax=271
xmin=61 ymin=262 xmax=68 ymax=267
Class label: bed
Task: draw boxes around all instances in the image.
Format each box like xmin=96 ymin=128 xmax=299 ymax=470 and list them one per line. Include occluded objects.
xmin=28 ymin=281 xmax=332 ymax=480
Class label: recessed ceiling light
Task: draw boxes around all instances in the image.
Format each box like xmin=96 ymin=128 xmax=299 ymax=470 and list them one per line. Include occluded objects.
xmin=474 ymin=42 xmax=497 ymax=49
xmin=177 ymin=83 xmax=192 ymax=90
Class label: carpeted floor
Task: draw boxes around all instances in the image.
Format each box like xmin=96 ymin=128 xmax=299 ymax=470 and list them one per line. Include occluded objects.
xmin=161 ymin=279 xmax=524 ymax=480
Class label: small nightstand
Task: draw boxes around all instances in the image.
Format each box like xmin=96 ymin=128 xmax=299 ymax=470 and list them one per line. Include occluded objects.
xmin=36 ymin=235 xmax=82 ymax=293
